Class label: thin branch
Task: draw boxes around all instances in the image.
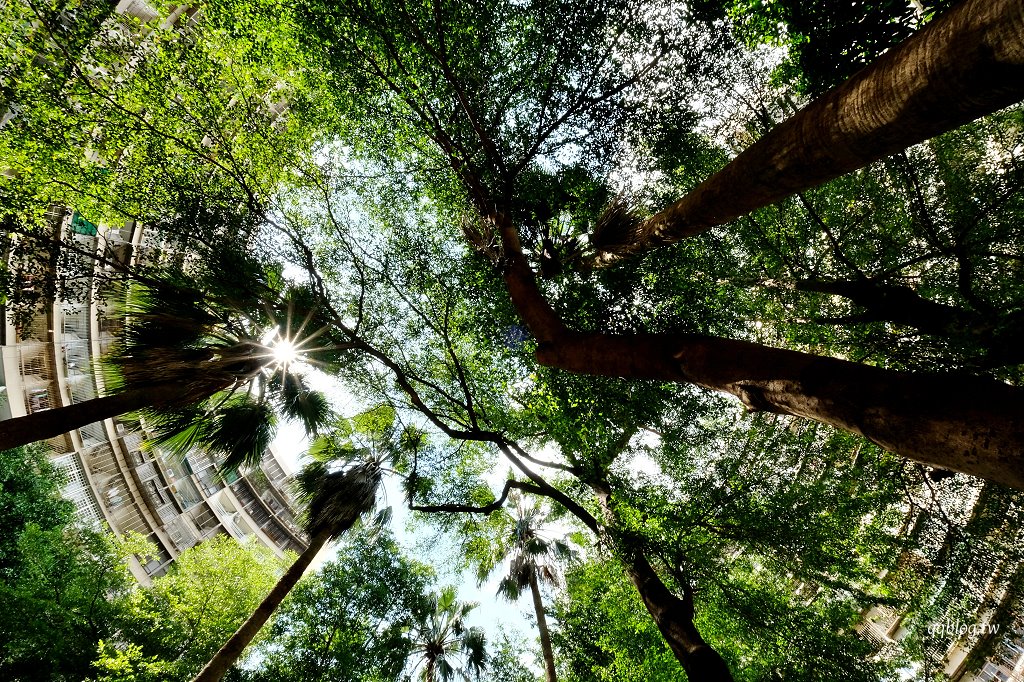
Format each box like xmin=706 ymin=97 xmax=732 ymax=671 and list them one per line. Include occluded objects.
xmin=410 ymin=478 xmax=545 ymax=515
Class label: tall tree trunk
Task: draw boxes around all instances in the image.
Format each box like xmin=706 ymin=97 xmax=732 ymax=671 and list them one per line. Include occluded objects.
xmin=528 ymin=568 xmax=558 ymax=682
xmin=596 ymin=0 xmax=1024 ymax=260
xmin=191 ymin=528 xmax=332 ymax=682
xmin=491 ymin=213 xmax=1024 ymax=490
xmin=538 ymin=333 xmax=1024 ymax=488
xmin=0 ymin=382 xmax=188 ymax=450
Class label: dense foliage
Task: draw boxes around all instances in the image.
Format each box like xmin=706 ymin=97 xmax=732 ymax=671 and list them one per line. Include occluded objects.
xmin=693 ymin=0 xmax=958 ymax=95
xmin=2 ymin=0 xmax=1024 ymax=680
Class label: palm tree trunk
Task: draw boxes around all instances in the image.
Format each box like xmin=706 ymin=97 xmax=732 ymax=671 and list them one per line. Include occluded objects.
xmin=605 ymin=0 xmax=1024 ymax=258
xmin=528 ymin=568 xmax=558 ymax=682
xmin=191 ymin=528 xmax=332 ymax=682
xmin=0 ymin=382 xmax=186 ymax=450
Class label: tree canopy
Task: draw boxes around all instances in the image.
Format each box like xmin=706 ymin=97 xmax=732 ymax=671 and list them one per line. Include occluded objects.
xmin=2 ymin=0 xmax=1024 ymax=679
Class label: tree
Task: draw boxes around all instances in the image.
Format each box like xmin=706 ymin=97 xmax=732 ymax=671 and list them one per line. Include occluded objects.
xmin=0 ymin=445 xmax=74 ymax=580
xmin=479 ymin=631 xmax=538 ymax=682
xmin=475 ymin=493 xmax=570 ymax=682
xmin=246 ymin=530 xmax=434 ymax=682
xmin=7 ymin=0 xmax=1024 ymax=675
xmin=0 ymin=0 xmax=325 ymax=336
xmin=293 ymin=0 xmax=1024 ymax=489
xmin=682 ymin=106 xmax=1024 ymax=380
xmin=0 ymin=443 xmax=137 ymax=681
xmin=0 ymin=524 xmax=148 ymax=681
xmin=595 ymin=0 xmax=1024 ymax=253
xmin=94 ymin=536 xmax=289 ymax=682
xmin=693 ymin=0 xmax=959 ymax=96
xmin=551 ymin=560 xmax=689 ymax=682
xmin=407 ymin=586 xmax=488 ymax=682
xmin=270 ymin=168 xmax=917 ymax=679
xmin=0 ymin=244 xmax=334 ymax=471
xmin=191 ymin=434 xmax=385 ymax=682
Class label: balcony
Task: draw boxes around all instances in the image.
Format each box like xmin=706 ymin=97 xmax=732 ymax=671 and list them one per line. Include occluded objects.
xmin=186 ymin=450 xmax=224 ymax=496
xmin=115 ymin=0 xmax=158 ymax=23
xmin=230 ymin=477 xmax=307 ymax=553
xmin=15 ymin=342 xmax=61 ymax=417
xmin=80 ymin=442 xmax=151 ymax=535
xmin=206 ymin=489 xmax=258 ymax=540
xmin=51 ymin=451 xmax=105 ymax=527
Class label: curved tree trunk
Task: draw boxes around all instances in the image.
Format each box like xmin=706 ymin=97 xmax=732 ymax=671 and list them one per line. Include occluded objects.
xmin=0 ymin=382 xmax=188 ymax=450
xmin=191 ymin=528 xmax=332 ymax=682
xmin=623 ymin=552 xmax=734 ymax=682
xmin=492 ymin=213 xmax=1024 ymax=490
xmin=528 ymin=568 xmax=558 ymax=682
xmin=591 ymin=483 xmax=733 ymax=680
xmin=597 ymin=0 xmax=1024 ymax=260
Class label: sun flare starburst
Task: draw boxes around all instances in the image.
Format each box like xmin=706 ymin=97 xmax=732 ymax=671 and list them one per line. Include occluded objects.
xmin=272 ymin=338 xmax=299 ymax=365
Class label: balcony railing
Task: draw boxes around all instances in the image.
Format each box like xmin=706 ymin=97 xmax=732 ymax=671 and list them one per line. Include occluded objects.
xmin=51 ymin=451 xmax=104 ymax=526
xmin=230 ymin=477 xmax=307 ymax=553
xmin=14 ymin=342 xmax=61 ymax=415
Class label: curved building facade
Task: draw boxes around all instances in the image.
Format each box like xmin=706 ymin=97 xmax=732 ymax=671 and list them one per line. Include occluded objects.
xmin=0 ymin=207 xmax=307 ymax=584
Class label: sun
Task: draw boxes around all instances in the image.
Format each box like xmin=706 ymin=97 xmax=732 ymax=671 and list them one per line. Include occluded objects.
xmin=272 ymin=338 xmax=299 ymax=365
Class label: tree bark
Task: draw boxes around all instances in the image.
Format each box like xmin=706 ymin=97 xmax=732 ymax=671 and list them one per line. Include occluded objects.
xmin=528 ymin=567 xmax=558 ymax=682
xmin=191 ymin=528 xmax=332 ymax=682
xmin=797 ymin=279 xmax=986 ymax=337
xmin=601 ymin=0 xmax=1024 ymax=259
xmin=489 ymin=213 xmax=1024 ymax=490
xmin=590 ymin=482 xmax=734 ymax=680
xmin=796 ymin=279 xmax=1024 ymax=365
xmin=537 ymin=332 xmax=1024 ymax=489
xmin=622 ymin=551 xmax=734 ymax=682
xmin=0 ymin=382 xmax=189 ymax=451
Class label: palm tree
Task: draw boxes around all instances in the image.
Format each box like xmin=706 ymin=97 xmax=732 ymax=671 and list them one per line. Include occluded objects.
xmin=0 ymin=249 xmax=337 ymax=471
xmin=192 ymin=436 xmax=385 ymax=682
xmin=480 ymin=493 xmax=569 ymax=682
xmin=408 ymin=586 xmax=488 ymax=682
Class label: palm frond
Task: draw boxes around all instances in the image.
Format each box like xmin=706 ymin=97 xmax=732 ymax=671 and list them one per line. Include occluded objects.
xmin=306 ymin=433 xmax=363 ymax=463
xmin=589 ymin=195 xmax=646 ymax=263
xmin=272 ymin=372 xmax=333 ymax=435
xmin=525 ymin=536 xmax=548 ymax=555
xmin=140 ymin=404 xmax=209 ymax=459
xmin=496 ymin=576 xmax=522 ymax=601
xmin=436 ymin=656 xmax=456 ymax=682
xmin=460 ymin=627 xmax=487 ymax=678
xmin=296 ymin=459 xmax=382 ymax=539
xmin=206 ymin=396 xmax=278 ymax=474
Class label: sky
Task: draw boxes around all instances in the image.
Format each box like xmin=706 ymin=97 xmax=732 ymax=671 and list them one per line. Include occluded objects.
xmin=270 ymin=363 xmax=543 ymax=672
